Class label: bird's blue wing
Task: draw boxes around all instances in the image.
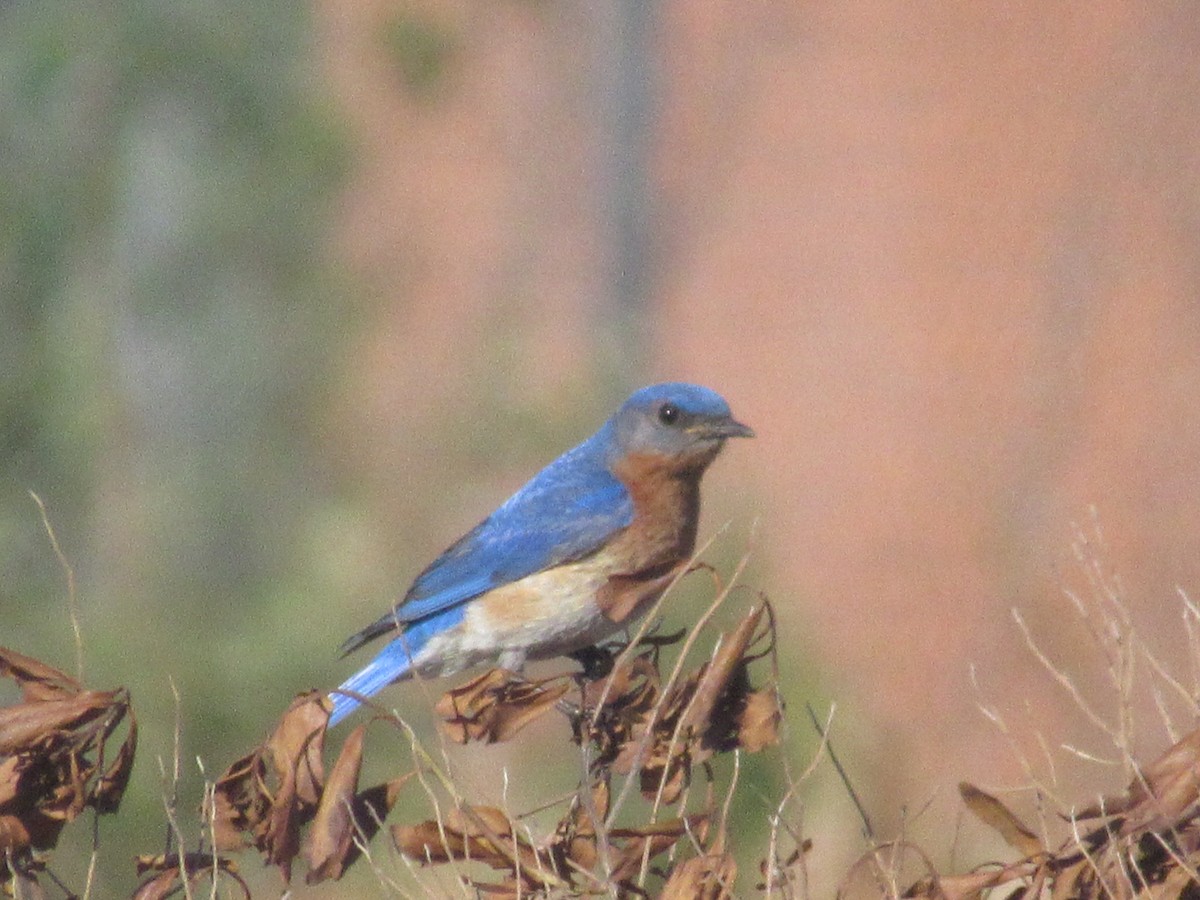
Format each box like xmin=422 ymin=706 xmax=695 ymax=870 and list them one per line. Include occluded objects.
xmin=331 ymin=453 xmax=630 ymax=720
xmin=392 ymin=433 xmax=633 ymax=625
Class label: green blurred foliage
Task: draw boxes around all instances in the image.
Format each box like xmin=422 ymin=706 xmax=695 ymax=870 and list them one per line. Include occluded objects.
xmin=0 ymin=0 xmax=356 ymax=893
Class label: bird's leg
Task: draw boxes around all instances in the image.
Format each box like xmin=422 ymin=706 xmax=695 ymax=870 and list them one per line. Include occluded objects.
xmin=497 ymin=647 xmax=529 ymax=674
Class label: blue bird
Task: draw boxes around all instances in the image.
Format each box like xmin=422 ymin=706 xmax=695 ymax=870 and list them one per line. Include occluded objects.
xmin=328 ymin=382 xmax=752 ymax=725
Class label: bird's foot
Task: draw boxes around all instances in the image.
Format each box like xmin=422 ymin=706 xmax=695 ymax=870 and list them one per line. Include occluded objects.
xmin=567 ymin=645 xmax=617 ymax=681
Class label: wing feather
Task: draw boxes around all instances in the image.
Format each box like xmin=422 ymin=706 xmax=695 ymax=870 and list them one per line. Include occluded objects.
xmin=340 ymin=432 xmax=632 ymax=655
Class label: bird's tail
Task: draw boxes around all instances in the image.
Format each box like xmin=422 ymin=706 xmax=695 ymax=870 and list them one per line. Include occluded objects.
xmin=329 ymin=606 xmax=469 ymax=725
xmin=328 ymin=638 xmax=416 ymax=726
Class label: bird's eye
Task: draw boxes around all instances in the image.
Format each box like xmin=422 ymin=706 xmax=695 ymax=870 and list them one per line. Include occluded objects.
xmin=658 ymin=402 xmax=681 ymax=425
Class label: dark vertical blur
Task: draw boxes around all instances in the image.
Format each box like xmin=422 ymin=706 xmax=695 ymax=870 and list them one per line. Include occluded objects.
xmin=589 ymin=0 xmax=659 ymax=375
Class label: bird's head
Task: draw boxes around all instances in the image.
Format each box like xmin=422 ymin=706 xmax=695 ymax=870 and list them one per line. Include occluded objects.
xmin=608 ymin=382 xmax=753 ymax=469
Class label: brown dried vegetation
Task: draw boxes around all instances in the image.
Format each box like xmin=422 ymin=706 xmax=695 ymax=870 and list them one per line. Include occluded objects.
xmin=206 ymin=692 xmax=408 ymax=887
xmin=201 ymin=598 xmax=786 ymax=895
xmin=844 ymin=527 xmax=1200 ymax=900
xmin=11 ymin=529 xmax=1200 ymax=898
xmin=867 ymin=740 xmax=1200 ymax=900
xmin=0 ymin=647 xmax=135 ymax=889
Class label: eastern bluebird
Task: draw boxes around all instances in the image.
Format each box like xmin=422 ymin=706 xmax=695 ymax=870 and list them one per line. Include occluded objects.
xmin=328 ymin=382 xmax=752 ymax=725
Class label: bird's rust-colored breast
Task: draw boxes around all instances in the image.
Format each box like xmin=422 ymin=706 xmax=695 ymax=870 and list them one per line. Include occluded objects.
xmin=596 ymin=450 xmax=707 ymax=623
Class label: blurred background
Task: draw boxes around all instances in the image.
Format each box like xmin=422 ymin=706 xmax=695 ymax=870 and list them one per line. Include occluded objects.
xmin=4 ymin=1 xmax=1200 ymax=896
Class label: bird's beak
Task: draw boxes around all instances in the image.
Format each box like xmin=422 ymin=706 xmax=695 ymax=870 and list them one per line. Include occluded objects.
xmin=697 ymin=416 xmax=755 ymax=439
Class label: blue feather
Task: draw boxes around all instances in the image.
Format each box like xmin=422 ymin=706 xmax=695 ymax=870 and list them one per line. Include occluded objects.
xmin=329 ymin=605 xmax=468 ymax=725
xmin=356 ymin=426 xmax=634 ymax=630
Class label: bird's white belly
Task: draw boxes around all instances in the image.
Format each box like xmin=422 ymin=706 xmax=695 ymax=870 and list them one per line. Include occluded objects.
xmin=409 ymin=556 xmax=624 ymax=677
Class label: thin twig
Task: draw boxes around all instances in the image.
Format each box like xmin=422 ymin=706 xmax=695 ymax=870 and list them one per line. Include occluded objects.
xmin=805 ymin=703 xmax=873 ymax=840
xmin=29 ymin=491 xmax=84 ymax=682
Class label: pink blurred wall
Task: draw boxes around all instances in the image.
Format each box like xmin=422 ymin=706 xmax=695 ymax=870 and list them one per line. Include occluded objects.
xmin=317 ymin=0 xmax=1200 ymax=851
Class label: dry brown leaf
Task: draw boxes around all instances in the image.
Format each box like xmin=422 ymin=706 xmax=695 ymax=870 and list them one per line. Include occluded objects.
xmin=1070 ymin=728 xmax=1200 ymax=842
xmin=211 ymin=751 xmax=269 ymax=851
xmin=907 ymin=857 xmax=1044 ymax=900
xmin=377 ymin=605 xmax=780 ymax=895
xmin=131 ymin=853 xmax=249 ymax=900
xmin=1147 ymin=861 xmax=1197 ymax=900
xmin=130 ymin=867 xmax=182 ymax=900
xmin=265 ymin=692 xmax=328 ymax=808
xmin=210 ymin=693 xmax=416 ymax=884
xmin=0 ymin=647 xmax=81 ymax=701
xmin=1133 ymin=727 xmax=1200 ymax=795
xmin=305 ymin=723 xmax=412 ymax=883
xmin=660 ymin=852 xmax=737 ymax=899
xmin=609 ymin=663 xmax=697 ymax=803
xmin=0 ymin=691 xmax=116 ymax=754
xmin=736 ymin=688 xmax=783 ymax=752
xmin=683 ymin=604 xmax=767 ymax=740
xmin=395 ymin=813 xmax=496 ymax=865
xmin=607 ymin=814 xmax=708 ymax=882
xmin=578 ymin=652 xmax=661 ymax=769
xmin=468 ymin=882 xmax=523 ymax=899
xmin=603 ymin=604 xmax=779 ymax=803
xmin=304 ymin=722 xmax=367 ymax=882
xmin=393 ymin=804 xmax=563 ymax=891
xmin=0 ymin=646 xmax=135 ymax=880
xmin=548 ymin=776 xmax=610 ymax=873
xmin=339 ymin=778 xmax=409 ymax=860
xmin=1049 ymin=856 xmax=1091 ymax=900
xmin=436 ymin=668 xmax=570 ymax=744
xmin=959 ymin=782 xmax=1043 ymax=857
xmin=94 ymin=715 xmax=138 ymax=814
xmin=0 ymin=756 xmax=22 ymax=808
xmin=635 ymin=742 xmax=692 ymax=805
xmin=210 ymin=691 xmax=330 ymax=881
xmin=1119 ymin=728 xmax=1200 ymax=836
xmin=581 ymin=651 xmax=661 ymax=716
xmin=697 ymin=604 xmax=781 ymax=757
xmin=393 ymin=818 xmax=462 ymax=865
xmin=262 ymin=693 xmax=328 ymax=879
xmin=0 ymin=814 xmax=35 ymax=855
xmin=265 ymin=750 xmax=307 ymax=877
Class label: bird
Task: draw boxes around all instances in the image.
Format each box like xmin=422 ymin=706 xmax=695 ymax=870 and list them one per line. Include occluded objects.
xmin=328 ymin=382 xmax=753 ymax=725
